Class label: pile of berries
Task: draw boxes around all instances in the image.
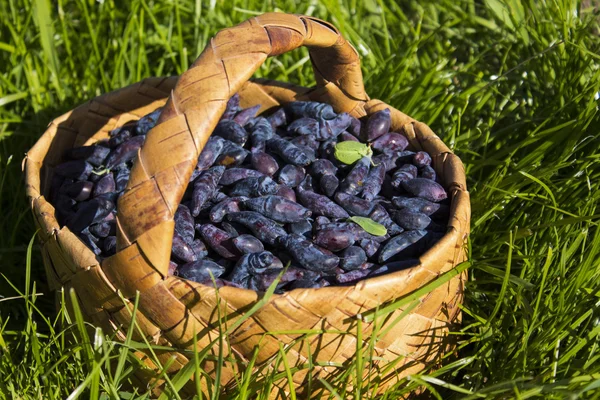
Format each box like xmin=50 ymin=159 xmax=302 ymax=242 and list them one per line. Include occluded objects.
xmin=49 ymin=95 xmax=449 ymax=292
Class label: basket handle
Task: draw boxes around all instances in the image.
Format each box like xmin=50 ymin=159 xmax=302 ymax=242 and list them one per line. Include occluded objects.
xmin=114 ymin=12 xmax=368 ymax=272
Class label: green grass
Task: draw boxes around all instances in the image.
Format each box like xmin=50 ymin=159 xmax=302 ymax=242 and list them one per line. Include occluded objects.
xmin=1 ymin=0 xmax=600 ymax=398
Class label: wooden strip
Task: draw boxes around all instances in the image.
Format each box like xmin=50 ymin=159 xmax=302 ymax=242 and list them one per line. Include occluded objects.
xmin=70 ymin=265 xmax=124 ymax=315
xmin=102 ymin=242 xmax=163 ymax=298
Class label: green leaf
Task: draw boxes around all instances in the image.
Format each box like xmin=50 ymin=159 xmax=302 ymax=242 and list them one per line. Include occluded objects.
xmin=348 ymin=216 xmax=387 ymax=236
xmin=334 ymin=141 xmax=372 ymax=165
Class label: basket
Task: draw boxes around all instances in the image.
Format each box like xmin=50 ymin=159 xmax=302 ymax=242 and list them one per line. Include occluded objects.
xmin=24 ymin=12 xmax=470 ymax=398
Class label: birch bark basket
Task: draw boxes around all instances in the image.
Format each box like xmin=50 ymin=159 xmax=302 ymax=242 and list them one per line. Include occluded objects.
xmin=24 ymin=12 xmax=470 ymax=398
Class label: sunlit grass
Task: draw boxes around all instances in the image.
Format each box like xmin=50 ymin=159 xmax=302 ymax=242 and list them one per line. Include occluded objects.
xmin=1 ymin=0 xmax=600 ymax=398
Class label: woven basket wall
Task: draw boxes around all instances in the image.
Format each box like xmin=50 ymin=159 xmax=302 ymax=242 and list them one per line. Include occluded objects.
xmin=24 ymin=12 xmax=470 ymax=398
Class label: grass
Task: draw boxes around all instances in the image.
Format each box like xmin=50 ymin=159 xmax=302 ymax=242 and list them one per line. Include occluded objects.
xmin=1 ymin=0 xmax=600 ymax=398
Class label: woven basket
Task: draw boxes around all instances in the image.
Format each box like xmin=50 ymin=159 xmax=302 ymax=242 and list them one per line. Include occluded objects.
xmin=24 ymin=12 xmax=470 ymax=398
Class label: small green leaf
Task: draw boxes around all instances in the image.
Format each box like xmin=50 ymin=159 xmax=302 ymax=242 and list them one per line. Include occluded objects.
xmin=334 ymin=141 xmax=372 ymax=165
xmin=348 ymin=216 xmax=387 ymax=236
xmin=91 ymin=168 xmax=110 ymax=175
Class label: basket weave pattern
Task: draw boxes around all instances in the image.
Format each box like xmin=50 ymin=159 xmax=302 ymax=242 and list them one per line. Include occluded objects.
xmin=24 ymin=13 xmax=470 ymax=396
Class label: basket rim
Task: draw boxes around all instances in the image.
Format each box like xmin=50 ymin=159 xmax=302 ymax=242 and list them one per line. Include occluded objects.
xmin=24 ymin=75 xmax=470 ymax=301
